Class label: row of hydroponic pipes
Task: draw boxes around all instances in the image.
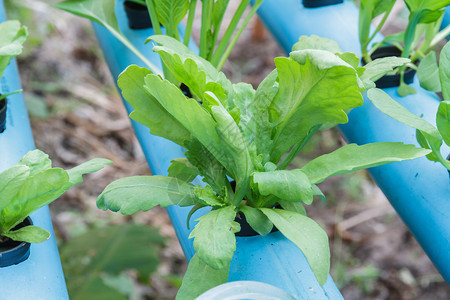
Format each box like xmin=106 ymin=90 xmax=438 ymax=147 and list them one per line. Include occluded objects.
xmin=0 ymin=0 xmax=448 ymax=299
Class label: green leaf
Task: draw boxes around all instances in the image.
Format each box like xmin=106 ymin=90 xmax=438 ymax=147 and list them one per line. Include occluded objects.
xmin=60 ymin=225 xmax=165 ymax=300
xmin=301 ymin=143 xmax=431 ymax=184
xmin=189 ymin=206 xmax=239 ymax=269
xmin=436 ymin=101 xmax=450 ymax=146
xmin=55 ymin=0 xmax=159 ymax=72
xmin=184 ymin=139 xmax=228 ymax=193
xmin=18 ymin=149 xmax=52 ymax=176
xmin=405 ymin=0 xmax=450 ymax=14
xmin=155 ymin=0 xmax=189 ymax=34
xmin=168 ymin=158 xmax=200 ymax=182
xmin=118 ymin=65 xmax=191 ymax=146
xmin=367 ymin=88 xmax=441 ymax=139
xmin=416 ymin=129 xmax=440 ymax=161
xmin=149 ymin=35 xmax=220 ymax=80
xmin=336 ymin=52 xmax=361 ymax=69
xmin=278 ymin=200 xmax=306 ymax=216
xmin=361 ymin=57 xmax=410 ymax=84
xmin=292 ymin=35 xmax=342 ymax=53
xmin=66 ymin=158 xmax=112 ymax=187
xmin=253 ymin=169 xmax=313 ymax=204
xmin=418 ymin=51 xmax=441 ymax=92
xmin=194 ymin=185 xmax=225 ymax=207
xmin=269 ymin=53 xmax=363 ymax=163
xmin=239 ymin=206 xmax=273 ymax=236
xmin=176 ymin=254 xmax=229 ymax=300
xmin=149 ymin=35 xmax=232 ymax=106
xmin=211 ymin=105 xmax=252 ymax=204
xmin=3 ymin=225 xmax=50 ymax=243
xmin=260 ymin=208 xmax=330 ymax=286
xmin=246 ymin=70 xmax=278 ymax=164
xmin=439 ymin=41 xmax=450 ymax=100
xmin=97 ymin=176 xmax=197 ymax=215
xmin=0 ymin=165 xmax=29 ymax=211
xmin=1 ymin=168 xmax=69 ymax=232
xmin=360 ymin=0 xmax=396 ymax=19
xmin=0 ymin=20 xmax=28 ymax=79
xmin=54 ymin=0 xmax=119 ymax=32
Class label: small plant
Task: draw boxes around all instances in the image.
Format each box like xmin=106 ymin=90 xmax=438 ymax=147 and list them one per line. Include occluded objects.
xmin=55 ymin=0 xmax=264 ymax=76
xmin=0 ymin=20 xmax=28 ymax=101
xmin=0 ymin=149 xmax=112 ymax=244
xmin=368 ymin=40 xmax=450 ymax=171
xmin=358 ymin=0 xmax=450 ymax=96
xmin=96 ymin=35 xmax=430 ymax=299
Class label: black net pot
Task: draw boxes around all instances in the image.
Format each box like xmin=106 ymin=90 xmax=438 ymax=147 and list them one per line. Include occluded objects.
xmin=303 ymin=0 xmax=343 ymax=8
xmin=0 ymin=217 xmax=32 ymax=268
xmin=235 ymin=212 xmax=278 ymax=237
xmin=0 ymin=98 xmax=6 ymax=133
xmin=367 ymin=45 xmax=416 ymax=88
xmin=123 ymin=1 xmax=153 ymax=29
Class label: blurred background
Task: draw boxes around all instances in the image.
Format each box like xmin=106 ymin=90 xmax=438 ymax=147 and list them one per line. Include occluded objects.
xmin=3 ymin=0 xmax=450 ymax=299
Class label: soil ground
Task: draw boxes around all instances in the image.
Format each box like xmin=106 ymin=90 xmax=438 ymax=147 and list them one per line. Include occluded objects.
xmin=4 ymin=0 xmax=449 ymax=299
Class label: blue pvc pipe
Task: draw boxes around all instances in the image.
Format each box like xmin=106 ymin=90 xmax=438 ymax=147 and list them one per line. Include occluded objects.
xmin=90 ymin=1 xmax=343 ymax=298
xmin=0 ymin=1 xmax=69 ymax=298
xmin=256 ymin=0 xmax=450 ymax=282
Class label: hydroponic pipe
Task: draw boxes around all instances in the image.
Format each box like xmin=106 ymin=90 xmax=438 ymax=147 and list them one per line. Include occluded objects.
xmin=0 ymin=1 xmax=69 ymax=298
xmin=90 ymin=1 xmax=343 ymax=298
xmin=256 ymin=0 xmax=450 ymax=282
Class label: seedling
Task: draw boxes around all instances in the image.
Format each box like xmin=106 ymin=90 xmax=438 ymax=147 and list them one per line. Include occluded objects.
xmin=0 ymin=149 xmax=112 ymax=244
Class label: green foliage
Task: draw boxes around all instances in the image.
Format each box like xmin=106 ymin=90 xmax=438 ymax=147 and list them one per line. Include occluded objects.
xmin=60 ymin=224 xmax=165 ymax=300
xmin=97 ymin=36 xmax=430 ymax=297
xmin=0 ymin=149 xmax=111 ymax=243
xmin=0 ymin=20 xmax=28 ymax=101
xmin=358 ymin=0 xmax=450 ymax=95
xmin=55 ymin=0 xmax=264 ymax=74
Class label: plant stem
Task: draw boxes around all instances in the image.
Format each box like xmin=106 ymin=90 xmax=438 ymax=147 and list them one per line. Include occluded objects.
xmin=107 ymin=25 xmax=163 ymax=75
xmin=199 ymin=0 xmax=212 ymax=58
xmin=402 ymin=12 xmax=421 ymax=58
xmin=184 ymin=0 xmax=197 ymax=46
xmin=277 ymin=125 xmax=321 ymax=170
xmin=146 ymin=0 xmax=162 ymax=35
xmin=210 ymin=0 xmax=250 ymax=67
xmin=216 ymin=0 xmax=263 ymax=70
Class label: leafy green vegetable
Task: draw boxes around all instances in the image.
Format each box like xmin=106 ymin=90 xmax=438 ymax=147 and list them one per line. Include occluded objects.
xmin=358 ymin=0 xmax=450 ymax=95
xmin=0 ymin=20 xmax=28 ymax=79
xmin=98 ymin=36 xmax=431 ymax=295
xmin=0 ymin=149 xmax=111 ymax=243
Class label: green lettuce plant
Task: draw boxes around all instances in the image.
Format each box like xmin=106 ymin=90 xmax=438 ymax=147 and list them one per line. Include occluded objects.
xmin=0 ymin=149 xmax=112 ymax=244
xmin=358 ymin=0 xmax=450 ymax=96
xmin=368 ymin=40 xmax=450 ymax=171
xmin=0 ymin=20 xmax=28 ymax=101
xmin=96 ymin=35 xmax=430 ymax=299
xmin=55 ymin=0 xmax=264 ymax=76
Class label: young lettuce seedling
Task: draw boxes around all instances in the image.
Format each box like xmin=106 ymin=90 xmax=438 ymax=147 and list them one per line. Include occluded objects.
xmin=96 ymin=35 xmax=430 ymax=299
xmin=358 ymin=0 xmax=450 ymax=96
xmin=0 ymin=20 xmax=28 ymax=101
xmin=368 ymin=40 xmax=450 ymax=171
xmin=0 ymin=150 xmax=112 ymax=243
